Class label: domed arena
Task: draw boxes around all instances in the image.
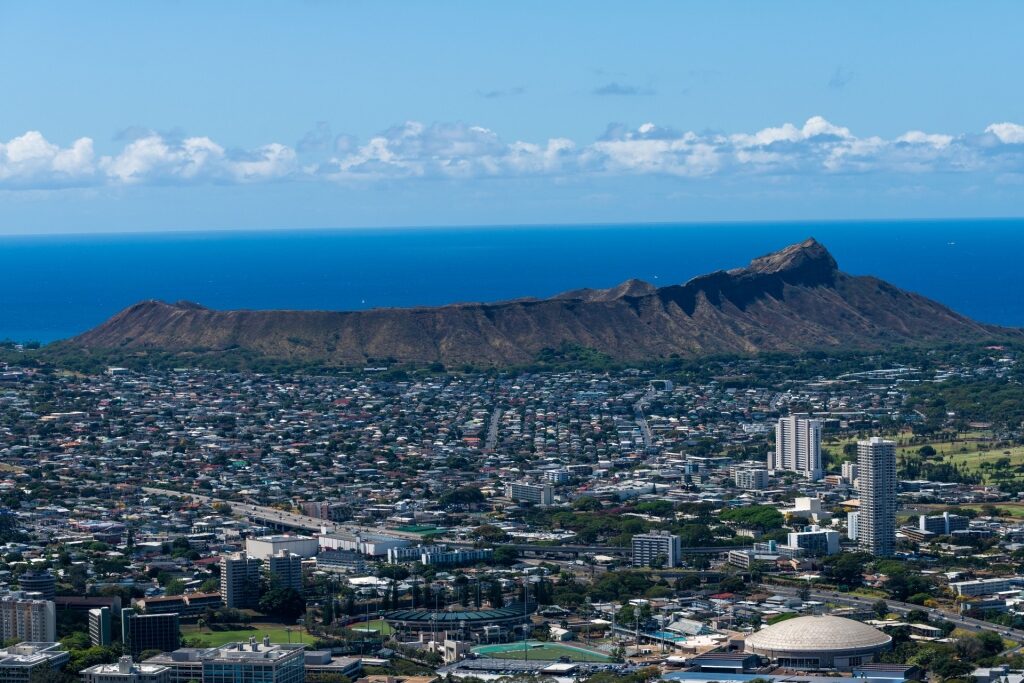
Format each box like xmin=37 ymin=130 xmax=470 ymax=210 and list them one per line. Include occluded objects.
xmin=745 ymin=615 xmax=892 ymax=670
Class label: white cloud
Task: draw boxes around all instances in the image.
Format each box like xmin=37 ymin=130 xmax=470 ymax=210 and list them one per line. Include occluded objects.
xmin=321 ymin=121 xmax=573 ymax=180
xmin=226 ymin=143 xmax=296 ymax=181
xmin=897 ymin=131 xmax=954 ymax=148
xmin=2 ymin=117 xmax=1024 ymax=190
xmin=0 ymin=131 xmax=96 ymax=185
xmin=730 ymin=116 xmax=852 ymax=149
xmin=100 ymin=135 xmax=229 ymax=182
xmin=986 ymin=122 xmax=1024 ymax=144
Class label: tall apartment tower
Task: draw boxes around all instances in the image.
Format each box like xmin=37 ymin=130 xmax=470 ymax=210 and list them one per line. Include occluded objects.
xmin=220 ymin=552 xmax=263 ymax=609
xmin=266 ymin=551 xmax=303 ymax=593
xmin=857 ymin=437 xmax=897 ymax=557
xmin=0 ymin=593 xmax=56 ymax=642
xmin=631 ymin=531 xmax=682 ymax=568
xmin=770 ymin=416 xmax=823 ymax=480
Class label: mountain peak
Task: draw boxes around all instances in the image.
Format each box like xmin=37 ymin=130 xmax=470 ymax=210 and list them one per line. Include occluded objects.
xmin=716 ymin=237 xmax=835 ymax=290
xmin=733 ymin=237 xmax=837 ymax=278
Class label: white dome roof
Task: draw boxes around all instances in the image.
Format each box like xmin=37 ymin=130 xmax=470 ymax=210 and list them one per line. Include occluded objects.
xmin=746 ymin=615 xmax=891 ymax=653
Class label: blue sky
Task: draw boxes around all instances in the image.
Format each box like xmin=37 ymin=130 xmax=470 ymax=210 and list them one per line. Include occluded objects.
xmin=1 ymin=1 xmax=1023 ymax=233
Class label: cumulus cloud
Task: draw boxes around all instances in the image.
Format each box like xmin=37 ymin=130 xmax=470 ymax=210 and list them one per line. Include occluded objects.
xmin=586 ymin=123 xmax=719 ymax=176
xmin=2 ymin=116 xmax=1024 ymax=190
xmin=0 ymin=131 xmax=96 ymax=186
xmin=986 ymin=122 xmax=1024 ymax=144
xmin=317 ymin=122 xmax=574 ymax=180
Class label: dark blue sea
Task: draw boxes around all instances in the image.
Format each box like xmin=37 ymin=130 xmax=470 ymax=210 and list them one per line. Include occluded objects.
xmin=2 ymin=219 xmax=1023 ymax=343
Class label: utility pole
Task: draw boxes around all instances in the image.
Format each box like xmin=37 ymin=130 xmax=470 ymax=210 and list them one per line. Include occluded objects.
xmin=522 ymin=575 xmax=530 ymax=663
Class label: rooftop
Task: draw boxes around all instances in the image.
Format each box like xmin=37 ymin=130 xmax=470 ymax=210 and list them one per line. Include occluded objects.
xmin=745 ymin=615 xmax=892 ymax=652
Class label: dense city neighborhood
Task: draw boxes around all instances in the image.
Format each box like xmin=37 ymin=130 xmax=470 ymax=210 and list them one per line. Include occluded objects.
xmin=1 ymin=345 xmax=1024 ymax=683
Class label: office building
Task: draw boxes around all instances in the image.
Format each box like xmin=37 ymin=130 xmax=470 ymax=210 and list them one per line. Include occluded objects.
xmin=220 ymin=552 xmax=263 ymax=609
xmin=858 ymin=437 xmax=897 ymax=557
xmin=300 ymin=502 xmax=347 ymax=522
xmin=505 ymin=482 xmax=553 ymax=506
xmin=145 ymin=638 xmax=304 ymax=683
xmin=134 ymin=594 xmax=220 ymax=618
xmin=0 ymin=593 xmax=56 ymax=643
xmin=783 ymin=526 xmax=841 ymax=556
xmin=770 ymin=416 xmax=823 ymax=480
xmin=919 ymin=512 xmax=970 ymax=536
xmin=82 ymin=656 xmax=171 ymax=683
xmin=734 ymin=468 xmax=769 ymax=490
xmin=387 ymin=545 xmax=443 ymax=564
xmin=0 ymin=642 xmax=69 ymax=683
xmin=267 ymin=551 xmax=303 ymax=593
xmin=89 ymin=607 xmax=112 ymax=647
xmin=52 ymin=595 xmax=122 ymax=617
xmin=543 ymin=470 xmax=571 ymax=484
xmin=121 ymin=609 xmax=180 ymax=658
xmin=315 ymin=551 xmax=367 ymax=574
xmin=631 ymin=531 xmax=682 ymax=568
xmin=301 ymin=650 xmax=361 ymax=681
xmin=418 ymin=547 xmax=493 ymax=566
xmin=17 ymin=572 xmax=55 ymax=601
xmin=950 ymin=578 xmax=1012 ymax=597
xmin=245 ymin=536 xmax=318 ymax=561
xmin=318 ymin=531 xmax=410 ymax=557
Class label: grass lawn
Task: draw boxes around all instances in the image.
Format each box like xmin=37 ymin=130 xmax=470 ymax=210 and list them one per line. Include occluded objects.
xmin=181 ymin=623 xmax=312 ymax=647
xmin=826 ymin=430 xmax=1024 ymax=484
xmin=352 ymin=619 xmax=393 ymax=636
xmin=473 ymin=641 xmax=610 ymax=662
xmin=962 ymin=503 xmax=1024 ymax=518
xmin=942 ymin=445 xmax=1024 ymax=471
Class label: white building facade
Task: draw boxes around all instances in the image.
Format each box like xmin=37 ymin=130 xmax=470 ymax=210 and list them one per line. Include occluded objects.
xmin=771 ymin=416 xmax=823 ymax=481
xmin=858 ymin=437 xmax=897 ymax=557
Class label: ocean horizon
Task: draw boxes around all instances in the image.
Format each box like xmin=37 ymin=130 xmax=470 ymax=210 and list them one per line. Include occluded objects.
xmin=3 ymin=218 xmax=1023 ymax=343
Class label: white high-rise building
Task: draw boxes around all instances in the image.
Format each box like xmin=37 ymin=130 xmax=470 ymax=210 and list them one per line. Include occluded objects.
xmin=858 ymin=437 xmax=896 ymax=557
xmin=735 ymin=468 xmax=770 ymax=490
xmin=0 ymin=593 xmax=56 ymax=643
xmin=631 ymin=531 xmax=682 ymax=568
xmin=266 ymin=551 xmax=303 ymax=593
xmin=220 ymin=552 xmax=263 ymax=609
xmin=505 ymin=482 xmax=553 ymax=506
xmin=770 ymin=416 xmax=823 ymax=480
xmin=841 ymin=461 xmax=859 ymax=486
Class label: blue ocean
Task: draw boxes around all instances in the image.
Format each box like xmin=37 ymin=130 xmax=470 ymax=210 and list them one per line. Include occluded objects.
xmin=2 ymin=219 xmax=1023 ymax=343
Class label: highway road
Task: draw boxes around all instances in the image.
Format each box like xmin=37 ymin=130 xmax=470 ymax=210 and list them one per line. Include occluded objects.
xmin=634 ymin=389 xmax=655 ymax=448
xmin=141 ymin=486 xmax=428 ymax=541
xmin=765 ymin=583 xmax=1024 ymax=651
xmin=511 ymin=543 xmax=751 ymax=556
xmin=143 ymin=485 xmax=751 ymax=559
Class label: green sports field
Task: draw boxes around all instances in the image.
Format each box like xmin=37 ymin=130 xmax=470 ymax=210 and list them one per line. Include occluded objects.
xmin=181 ymin=623 xmax=312 ymax=647
xmin=352 ymin=618 xmax=394 ymax=635
xmin=472 ymin=641 xmax=611 ymax=662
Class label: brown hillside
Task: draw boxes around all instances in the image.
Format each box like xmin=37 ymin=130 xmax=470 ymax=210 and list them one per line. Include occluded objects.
xmin=69 ymin=238 xmax=1014 ymax=365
